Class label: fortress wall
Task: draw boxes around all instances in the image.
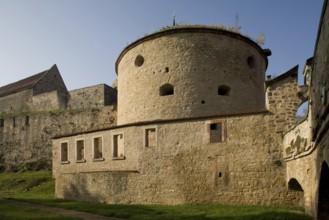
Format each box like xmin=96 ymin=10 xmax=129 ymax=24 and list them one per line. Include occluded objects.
xmin=0 ymin=106 xmax=117 ymax=171
xmin=31 ymin=90 xmax=65 ymax=111
xmin=117 ymin=29 xmax=267 ymax=125
xmin=68 ymin=84 xmax=117 ymax=109
xmin=54 ymin=113 xmax=302 ymax=206
xmin=0 ymin=90 xmax=32 ymax=112
xmin=266 ymin=69 xmax=301 ymax=132
xmin=32 ymin=65 xmax=68 ymax=97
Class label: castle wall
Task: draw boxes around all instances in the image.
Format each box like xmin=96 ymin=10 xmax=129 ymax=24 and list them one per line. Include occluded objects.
xmin=116 ymin=28 xmax=267 ymax=125
xmin=265 ymin=67 xmax=302 ymax=132
xmin=68 ymin=84 xmax=117 ymax=109
xmin=0 ymin=90 xmax=32 ymax=112
xmin=0 ymin=106 xmax=117 ymax=171
xmin=31 ymin=90 xmax=66 ymax=111
xmin=309 ymin=0 xmax=329 ymax=218
xmin=33 ymin=65 xmax=68 ymax=98
xmin=53 ymin=112 xmax=302 ymax=206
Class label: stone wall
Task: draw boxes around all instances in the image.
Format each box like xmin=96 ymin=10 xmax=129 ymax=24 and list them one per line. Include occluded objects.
xmin=265 ymin=67 xmax=302 ymax=132
xmin=68 ymin=84 xmax=117 ymax=109
xmin=116 ymin=27 xmax=268 ymax=125
xmin=0 ymin=106 xmax=117 ymax=171
xmin=0 ymin=90 xmax=32 ymax=112
xmin=53 ymin=110 xmax=302 ymax=206
xmin=309 ymin=0 xmax=329 ymax=218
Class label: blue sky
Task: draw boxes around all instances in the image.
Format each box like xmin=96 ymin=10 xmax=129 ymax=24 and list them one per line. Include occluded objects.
xmin=0 ymin=0 xmax=324 ymax=90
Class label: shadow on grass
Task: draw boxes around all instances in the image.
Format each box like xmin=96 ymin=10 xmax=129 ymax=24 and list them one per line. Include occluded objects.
xmin=8 ymin=198 xmax=312 ymax=220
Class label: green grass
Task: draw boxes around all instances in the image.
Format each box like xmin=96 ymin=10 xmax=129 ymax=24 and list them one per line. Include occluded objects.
xmin=0 ymin=202 xmax=80 ymax=220
xmin=0 ymin=171 xmax=312 ymax=220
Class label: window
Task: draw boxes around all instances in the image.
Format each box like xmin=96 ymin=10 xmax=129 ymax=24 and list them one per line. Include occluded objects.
xmin=93 ymin=137 xmax=103 ymax=160
xmin=12 ymin=117 xmax=16 ymax=128
xmin=218 ymin=85 xmax=231 ymax=96
xmin=113 ymin=134 xmax=124 ymax=159
xmin=288 ymin=178 xmax=304 ymax=192
xmin=160 ymin=84 xmax=174 ymax=96
xmin=76 ymin=139 xmax=85 ymax=162
xmin=145 ymin=127 xmax=157 ymax=148
xmin=0 ymin=119 xmax=4 ymax=128
xmin=247 ymin=56 xmax=256 ymax=69
xmin=25 ymin=116 xmax=30 ymax=126
xmin=135 ymin=55 xmax=144 ymax=67
xmin=60 ymin=142 xmax=69 ymax=163
xmin=209 ymin=121 xmax=225 ymax=143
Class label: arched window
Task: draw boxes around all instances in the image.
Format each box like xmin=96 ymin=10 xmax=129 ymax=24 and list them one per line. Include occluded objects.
xmin=160 ymin=84 xmax=174 ymax=96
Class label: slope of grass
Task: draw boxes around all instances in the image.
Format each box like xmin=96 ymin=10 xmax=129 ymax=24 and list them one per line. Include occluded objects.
xmin=0 ymin=171 xmax=312 ymax=220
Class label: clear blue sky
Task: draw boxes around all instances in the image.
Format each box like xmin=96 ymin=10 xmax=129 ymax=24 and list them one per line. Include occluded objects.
xmin=0 ymin=0 xmax=324 ymax=90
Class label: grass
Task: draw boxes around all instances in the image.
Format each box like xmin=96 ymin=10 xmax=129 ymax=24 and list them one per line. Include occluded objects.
xmin=0 ymin=202 xmax=80 ymax=220
xmin=0 ymin=171 xmax=312 ymax=220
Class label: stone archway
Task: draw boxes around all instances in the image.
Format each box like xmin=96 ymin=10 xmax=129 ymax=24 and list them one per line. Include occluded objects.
xmin=318 ymin=161 xmax=329 ymax=219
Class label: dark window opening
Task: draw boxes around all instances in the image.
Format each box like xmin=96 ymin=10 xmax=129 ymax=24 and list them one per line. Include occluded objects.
xmin=218 ymin=85 xmax=231 ymax=96
xmin=60 ymin=142 xmax=68 ymax=162
xmin=218 ymin=172 xmax=222 ymax=177
xmin=165 ymin=67 xmax=169 ymax=73
xmin=247 ymin=56 xmax=256 ymax=69
xmin=12 ymin=117 xmax=16 ymax=127
xmin=288 ymin=178 xmax=304 ymax=192
xmin=201 ymin=100 xmax=205 ymax=104
xmin=160 ymin=84 xmax=174 ymax=96
xmin=0 ymin=119 xmax=4 ymax=128
xmin=135 ymin=55 xmax=144 ymax=67
xmin=25 ymin=116 xmax=30 ymax=126
xmin=145 ymin=128 xmax=157 ymax=147
xmin=93 ymin=137 xmax=103 ymax=159
xmin=209 ymin=122 xmax=224 ymax=143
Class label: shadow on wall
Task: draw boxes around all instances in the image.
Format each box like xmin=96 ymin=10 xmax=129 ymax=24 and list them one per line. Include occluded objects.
xmin=317 ymin=161 xmax=329 ymax=220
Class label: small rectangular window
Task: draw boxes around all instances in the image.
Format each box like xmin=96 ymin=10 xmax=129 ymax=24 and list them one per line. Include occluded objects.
xmin=113 ymin=134 xmax=124 ymax=159
xmin=12 ymin=117 xmax=16 ymax=128
xmin=25 ymin=116 xmax=30 ymax=126
xmin=76 ymin=139 xmax=85 ymax=162
xmin=145 ymin=128 xmax=157 ymax=147
xmin=209 ymin=122 xmax=225 ymax=143
xmin=93 ymin=137 xmax=103 ymax=160
xmin=60 ymin=142 xmax=69 ymax=163
xmin=0 ymin=119 xmax=4 ymax=128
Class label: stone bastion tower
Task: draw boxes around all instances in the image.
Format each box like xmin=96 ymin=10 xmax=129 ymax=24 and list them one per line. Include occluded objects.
xmin=53 ymin=26 xmax=303 ymax=207
xmin=116 ymin=26 xmax=268 ymax=125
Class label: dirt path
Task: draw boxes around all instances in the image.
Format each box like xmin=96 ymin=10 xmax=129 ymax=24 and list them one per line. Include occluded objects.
xmin=0 ymin=199 xmax=124 ymax=220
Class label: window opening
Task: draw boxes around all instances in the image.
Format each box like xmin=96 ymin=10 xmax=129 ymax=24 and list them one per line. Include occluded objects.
xmin=25 ymin=116 xmax=30 ymax=126
xmin=218 ymin=85 xmax=231 ymax=96
xmin=76 ymin=139 xmax=85 ymax=161
xmin=12 ymin=117 xmax=16 ymax=127
xmin=93 ymin=137 xmax=103 ymax=160
xmin=60 ymin=142 xmax=69 ymax=163
xmin=0 ymin=119 xmax=4 ymax=128
xmin=288 ymin=178 xmax=303 ymax=192
xmin=160 ymin=84 xmax=174 ymax=96
xmin=113 ymin=134 xmax=124 ymax=158
xmin=145 ymin=128 xmax=157 ymax=147
xmin=135 ymin=55 xmax=144 ymax=67
xmin=247 ymin=56 xmax=256 ymax=69
xmin=209 ymin=122 xmax=225 ymax=143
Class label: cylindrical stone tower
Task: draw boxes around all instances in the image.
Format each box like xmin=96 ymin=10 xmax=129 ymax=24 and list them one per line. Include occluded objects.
xmin=116 ymin=26 xmax=268 ymax=125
